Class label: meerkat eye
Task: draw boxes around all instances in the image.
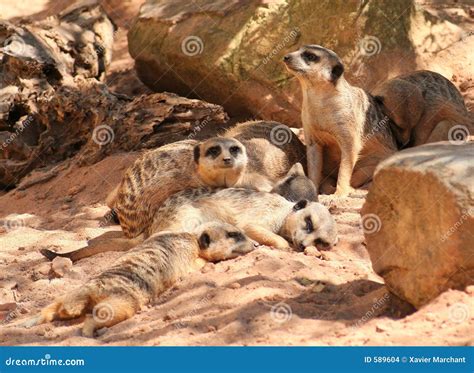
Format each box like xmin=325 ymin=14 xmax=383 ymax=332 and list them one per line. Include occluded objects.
xmin=227 ymin=231 xmax=246 ymax=242
xmin=229 ymin=146 xmax=241 ymax=156
xmin=302 ymin=51 xmax=320 ymax=63
xmin=205 ymin=146 xmax=221 ymax=158
xmin=293 ymin=199 xmax=308 ymax=211
xmin=198 ymin=233 xmax=211 ymax=249
xmin=304 ymin=216 xmax=314 ymax=233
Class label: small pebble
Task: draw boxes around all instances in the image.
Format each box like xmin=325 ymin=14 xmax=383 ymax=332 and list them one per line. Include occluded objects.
xmin=228 ymin=282 xmax=241 ymax=289
xmin=51 ymin=257 xmax=73 ymax=278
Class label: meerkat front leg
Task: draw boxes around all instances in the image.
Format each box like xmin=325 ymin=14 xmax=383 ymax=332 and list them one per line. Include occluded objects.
xmin=307 ymin=142 xmax=323 ymax=192
xmin=335 ymin=143 xmax=358 ymax=197
xmin=242 ymin=224 xmax=290 ymax=251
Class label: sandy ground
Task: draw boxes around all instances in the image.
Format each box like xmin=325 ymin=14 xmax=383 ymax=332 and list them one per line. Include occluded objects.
xmin=0 ymin=154 xmax=472 ymax=346
xmin=0 ymin=0 xmax=473 ymax=346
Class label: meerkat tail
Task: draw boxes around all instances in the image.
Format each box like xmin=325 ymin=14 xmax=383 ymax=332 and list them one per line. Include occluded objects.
xmin=105 ymin=185 xmax=120 ymax=208
xmin=20 ymin=288 xmax=92 ymax=328
xmin=40 ymin=236 xmax=145 ymax=262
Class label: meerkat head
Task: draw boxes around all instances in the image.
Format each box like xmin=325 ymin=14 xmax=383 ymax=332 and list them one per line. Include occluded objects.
xmin=193 ymin=137 xmax=248 ymax=187
xmin=283 ymin=45 xmax=345 ymax=87
xmin=271 ymin=163 xmax=318 ymax=202
xmin=194 ymin=222 xmax=256 ymax=262
xmin=282 ymin=199 xmax=337 ymax=252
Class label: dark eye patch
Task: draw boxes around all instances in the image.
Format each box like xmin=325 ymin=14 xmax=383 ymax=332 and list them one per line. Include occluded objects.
xmin=302 ymin=51 xmax=320 ymax=63
xmin=304 ymin=216 xmax=314 ymax=233
xmin=284 ymin=175 xmax=296 ymax=185
xmin=198 ymin=233 xmax=211 ymax=249
xmin=293 ymin=199 xmax=308 ymax=211
xmin=314 ymin=238 xmax=330 ymax=249
xmin=229 ymin=146 xmax=241 ymax=157
xmin=227 ymin=231 xmax=246 ymax=242
xmin=205 ymin=146 xmax=221 ymax=158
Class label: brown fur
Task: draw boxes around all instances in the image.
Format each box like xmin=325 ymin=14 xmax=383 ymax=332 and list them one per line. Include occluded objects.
xmin=284 ymin=45 xmax=397 ymax=196
xmin=148 ymin=187 xmax=337 ymax=252
xmin=22 ymin=223 xmax=255 ymax=337
xmin=110 ymin=120 xmax=310 ymax=239
xmin=373 ymin=70 xmax=474 ymax=147
xmin=284 ymin=47 xmax=472 ymax=196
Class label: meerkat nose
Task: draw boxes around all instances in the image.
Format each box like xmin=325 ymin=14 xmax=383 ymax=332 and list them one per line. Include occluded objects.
xmin=223 ymin=157 xmax=232 ymax=164
xmin=283 ymin=54 xmax=291 ymax=62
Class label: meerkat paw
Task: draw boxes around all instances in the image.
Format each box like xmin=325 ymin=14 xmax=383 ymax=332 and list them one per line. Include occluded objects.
xmin=17 ymin=314 xmax=44 ymax=328
xmin=334 ymin=186 xmax=356 ymax=197
xmin=272 ymin=237 xmax=292 ymax=251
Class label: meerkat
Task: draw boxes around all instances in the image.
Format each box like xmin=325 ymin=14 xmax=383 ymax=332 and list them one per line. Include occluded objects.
xmin=148 ymin=187 xmax=337 ymax=252
xmin=109 ymin=137 xmax=248 ymax=239
xmin=372 ymin=70 xmax=473 ymax=148
xmin=284 ymin=46 xmax=473 ymax=196
xmin=284 ymin=45 xmax=399 ymax=196
xmin=107 ymin=120 xmax=314 ymax=239
xmin=21 ymin=222 xmax=256 ymax=337
xmin=42 ymin=186 xmax=335 ymax=263
xmin=270 ymin=162 xmax=317 ymax=202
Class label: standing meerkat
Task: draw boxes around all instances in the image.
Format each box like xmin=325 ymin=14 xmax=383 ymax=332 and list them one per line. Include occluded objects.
xmin=284 ymin=45 xmax=472 ymax=196
xmin=284 ymin=45 xmax=397 ymax=196
xmin=22 ymin=222 xmax=256 ymax=337
xmin=148 ymin=187 xmax=337 ymax=252
xmin=108 ymin=120 xmax=315 ymax=239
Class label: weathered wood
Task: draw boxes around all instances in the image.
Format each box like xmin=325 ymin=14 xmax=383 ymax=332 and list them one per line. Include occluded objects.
xmin=0 ymin=2 xmax=228 ymax=188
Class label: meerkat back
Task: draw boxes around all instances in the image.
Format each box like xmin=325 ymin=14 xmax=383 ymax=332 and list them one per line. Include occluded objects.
xmin=113 ymin=140 xmax=199 ymax=238
xmin=225 ymin=120 xmax=307 ymax=181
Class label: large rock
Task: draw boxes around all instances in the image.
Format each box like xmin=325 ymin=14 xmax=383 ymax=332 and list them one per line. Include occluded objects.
xmin=361 ymin=142 xmax=474 ymax=308
xmin=128 ymin=0 xmax=464 ymax=126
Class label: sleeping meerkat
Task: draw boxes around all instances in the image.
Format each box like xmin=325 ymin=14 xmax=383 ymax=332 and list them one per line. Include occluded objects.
xmin=372 ymin=70 xmax=473 ymax=148
xmin=148 ymin=187 xmax=337 ymax=252
xmin=42 ymin=186 xmax=336 ymax=264
xmin=107 ymin=120 xmax=315 ymax=239
xmin=284 ymin=45 xmax=398 ymax=196
xmin=21 ymin=222 xmax=256 ymax=337
xmin=284 ymin=45 xmax=472 ymax=196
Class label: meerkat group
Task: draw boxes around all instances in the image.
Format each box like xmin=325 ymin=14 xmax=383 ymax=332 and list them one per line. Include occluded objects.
xmin=25 ymin=43 xmax=470 ymax=338
xmin=29 ymin=120 xmax=334 ymax=336
xmin=284 ymin=45 xmax=473 ymax=196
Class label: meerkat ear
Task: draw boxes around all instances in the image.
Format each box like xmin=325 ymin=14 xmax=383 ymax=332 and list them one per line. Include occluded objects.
xmin=193 ymin=145 xmax=200 ymax=164
xmin=288 ymin=162 xmax=305 ymax=177
xmin=293 ymin=199 xmax=308 ymax=211
xmin=330 ymin=62 xmax=344 ymax=82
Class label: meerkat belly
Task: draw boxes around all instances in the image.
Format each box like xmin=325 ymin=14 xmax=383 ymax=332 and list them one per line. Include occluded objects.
xmin=207 ymin=190 xmax=292 ymax=232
